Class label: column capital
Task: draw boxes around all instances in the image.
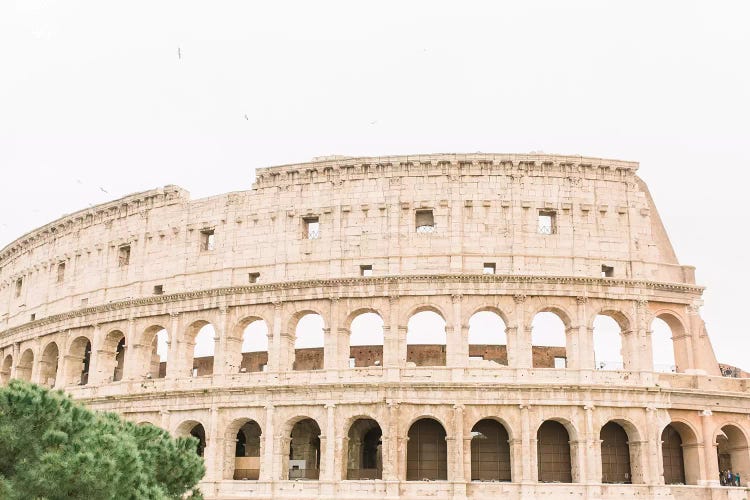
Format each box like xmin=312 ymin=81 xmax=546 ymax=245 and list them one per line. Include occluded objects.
xmin=324 ymin=402 xmax=336 ymax=410
xmin=583 ymin=404 xmax=595 ymax=411
xmin=329 ymin=295 xmax=341 ymax=303
xmin=519 ymin=403 xmax=531 ymax=410
xmin=218 ymin=305 xmax=229 ymax=314
xmin=635 ymin=298 xmax=648 ymax=310
xmin=576 ymin=296 xmax=588 ymax=304
xmin=513 ymin=294 xmax=527 ymax=304
xmin=451 ymin=294 xmax=463 ymax=304
xmin=453 ymin=404 xmax=465 ymax=412
xmin=388 ymin=295 xmax=400 ymax=304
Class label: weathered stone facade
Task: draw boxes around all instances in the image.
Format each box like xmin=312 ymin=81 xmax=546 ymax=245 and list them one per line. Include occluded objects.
xmin=0 ymin=153 xmax=748 ymax=499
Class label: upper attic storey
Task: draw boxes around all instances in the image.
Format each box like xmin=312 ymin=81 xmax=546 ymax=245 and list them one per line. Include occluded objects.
xmin=252 ymin=153 xmax=640 ymax=190
xmin=0 ymin=185 xmax=189 ymax=268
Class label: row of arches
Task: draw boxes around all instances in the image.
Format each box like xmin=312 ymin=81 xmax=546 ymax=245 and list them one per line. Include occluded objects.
xmin=172 ymin=414 xmax=748 ymax=485
xmin=0 ymin=308 xmax=681 ymax=387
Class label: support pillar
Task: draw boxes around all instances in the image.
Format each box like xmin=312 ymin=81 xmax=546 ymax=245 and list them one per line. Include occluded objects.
xmin=520 ymin=404 xmax=534 ymax=482
xmin=447 ymin=294 xmax=466 ymax=368
xmin=700 ymin=410 xmax=719 ymax=485
xmin=212 ymin=306 xmax=229 ymax=375
xmin=321 ymin=403 xmax=336 ymax=480
xmin=324 ymin=297 xmax=340 ymax=372
xmin=267 ymin=301 xmax=283 ymax=373
xmin=512 ymin=294 xmax=531 ymax=369
xmin=260 ymin=404 xmax=274 ymax=481
xmin=166 ymin=313 xmax=181 ymax=380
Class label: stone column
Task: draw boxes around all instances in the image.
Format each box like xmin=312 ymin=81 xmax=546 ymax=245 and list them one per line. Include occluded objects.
xmin=204 ymin=406 xmax=220 ymax=482
xmin=684 ymin=303 xmax=701 ymax=372
xmin=520 ymin=404 xmax=534 ymax=482
xmin=512 ymin=295 xmax=531 ymax=369
xmin=324 ymin=297 xmax=340 ymax=372
xmin=267 ymin=301 xmax=283 ymax=373
xmin=700 ymin=410 xmax=719 ymax=485
xmin=87 ymin=324 xmax=104 ymax=384
xmin=635 ymin=299 xmax=653 ymax=372
xmin=452 ymin=404 xmax=465 ymax=482
xmin=383 ymin=296 xmax=401 ymax=370
xmin=212 ymin=306 xmax=229 ymax=375
xmin=321 ymin=403 xmax=336 ymax=480
xmin=260 ymin=404 xmax=274 ymax=481
xmin=574 ymin=296 xmax=594 ymax=370
xmin=9 ymin=342 xmax=20 ymax=380
xmin=447 ymin=294 xmax=466 ymax=368
xmin=123 ymin=318 xmax=141 ymax=381
xmin=646 ymin=406 xmax=662 ymax=485
xmin=584 ymin=404 xmax=600 ymax=483
xmin=166 ymin=313 xmax=181 ymax=379
xmin=383 ymin=402 xmax=399 ymax=480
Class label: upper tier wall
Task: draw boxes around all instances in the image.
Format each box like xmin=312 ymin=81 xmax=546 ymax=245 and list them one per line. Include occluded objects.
xmin=0 ymin=153 xmax=693 ymax=329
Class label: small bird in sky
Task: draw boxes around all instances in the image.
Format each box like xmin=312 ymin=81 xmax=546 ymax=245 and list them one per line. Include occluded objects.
xmin=99 ymin=187 xmax=109 ymax=194
xmin=369 ymin=120 xmax=377 ymax=125
xmin=244 ymin=114 xmax=249 ymax=120
xmin=177 ymin=47 xmax=182 ymax=59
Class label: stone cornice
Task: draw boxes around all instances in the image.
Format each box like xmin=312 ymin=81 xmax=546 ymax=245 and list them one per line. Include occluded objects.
xmin=253 ymin=152 xmax=639 ymax=190
xmin=0 ymin=273 xmax=703 ymax=340
xmin=0 ymin=185 xmax=188 ymax=266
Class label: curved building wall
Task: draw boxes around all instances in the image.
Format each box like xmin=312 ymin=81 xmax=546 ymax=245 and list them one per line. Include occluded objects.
xmin=0 ymin=153 xmax=746 ymax=500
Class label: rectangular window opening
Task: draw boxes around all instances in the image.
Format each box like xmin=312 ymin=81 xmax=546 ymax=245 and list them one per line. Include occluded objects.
xmin=304 ymin=217 xmax=320 ymax=239
xmin=554 ymin=357 xmax=567 ymax=369
xmin=14 ymin=278 xmax=22 ymax=298
xmin=153 ymin=285 xmax=164 ymax=295
xmin=30 ymin=313 xmax=36 ymax=321
xmin=118 ymin=245 xmax=131 ymax=267
xmin=601 ymin=265 xmax=614 ymax=278
xmin=80 ymin=298 xmax=89 ymax=307
xmin=483 ymin=262 xmax=496 ymax=275
xmin=415 ymin=209 xmax=435 ymax=233
xmin=538 ymin=210 xmax=556 ymax=235
xmin=360 ymin=265 xmax=373 ymax=277
xmin=56 ymin=262 xmax=65 ymax=283
xmin=348 ymin=357 xmax=356 ymax=368
xmin=200 ymin=229 xmax=215 ymax=251
xmin=248 ymin=272 xmax=260 ymax=283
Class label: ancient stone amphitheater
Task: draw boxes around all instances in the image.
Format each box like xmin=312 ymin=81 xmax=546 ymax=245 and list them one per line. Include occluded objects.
xmin=1 ymin=153 xmax=748 ymax=499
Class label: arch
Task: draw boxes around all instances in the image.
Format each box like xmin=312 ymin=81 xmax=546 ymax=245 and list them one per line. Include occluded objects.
xmin=143 ymin=326 xmax=169 ymax=379
xmin=600 ymin=421 xmax=631 ymax=483
xmin=16 ymin=349 xmax=34 ymax=381
xmin=64 ymin=336 xmax=92 ymax=386
xmin=406 ymin=417 xmax=447 ymax=481
xmin=240 ymin=318 xmax=269 ymax=373
xmin=287 ymin=417 xmax=322 ymax=480
xmin=468 ymin=310 xmax=508 ymax=366
xmin=0 ymin=354 xmax=12 ymax=385
xmin=346 ymin=418 xmax=383 ymax=479
xmin=344 ymin=307 xmax=384 ymax=331
xmin=293 ymin=313 xmax=325 ymax=371
xmin=100 ymin=330 xmax=126 ymax=382
xmin=406 ymin=310 xmax=447 ymax=367
xmin=189 ymin=321 xmax=215 ymax=377
xmin=593 ymin=314 xmax=624 ymax=370
xmin=175 ymin=420 xmax=207 ymax=457
xmin=661 ymin=421 xmax=700 ymax=485
xmin=348 ymin=312 xmax=384 ymax=368
xmin=537 ymin=420 xmax=572 ymax=483
xmin=466 ymin=305 xmax=511 ymax=328
xmin=227 ymin=418 xmax=262 ymax=480
xmin=470 ymin=418 xmax=511 ymax=481
xmin=531 ymin=311 xmax=567 ymax=368
xmin=651 ymin=314 xmax=680 ymax=373
xmin=39 ymin=341 xmax=60 ymax=388
xmin=716 ymin=423 xmax=750 ymax=486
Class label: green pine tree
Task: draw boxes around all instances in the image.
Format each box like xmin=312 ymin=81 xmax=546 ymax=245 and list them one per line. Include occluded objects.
xmin=0 ymin=379 xmax=205 ymax=500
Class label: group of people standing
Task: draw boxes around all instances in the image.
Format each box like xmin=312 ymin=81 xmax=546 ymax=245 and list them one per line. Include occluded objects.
xmin=720 ymin=469 xmax=741 ymax=487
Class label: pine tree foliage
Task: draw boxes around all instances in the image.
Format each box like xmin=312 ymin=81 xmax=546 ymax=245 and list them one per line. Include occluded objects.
xmin=0 ymin=380 xmax=205 ymax=500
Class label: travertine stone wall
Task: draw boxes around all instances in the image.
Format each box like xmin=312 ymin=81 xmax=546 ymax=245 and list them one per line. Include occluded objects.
xmin=0 ymin=153 xmax=745 ymax=500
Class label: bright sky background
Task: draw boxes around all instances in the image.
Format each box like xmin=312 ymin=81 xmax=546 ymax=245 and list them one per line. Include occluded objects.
xmin=2 ymin=1 xmax=749 ymax=370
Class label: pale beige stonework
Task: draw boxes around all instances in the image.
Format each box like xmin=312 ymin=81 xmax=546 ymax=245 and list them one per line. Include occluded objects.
xmin=0 ymin=153 xmax=747 ymax=499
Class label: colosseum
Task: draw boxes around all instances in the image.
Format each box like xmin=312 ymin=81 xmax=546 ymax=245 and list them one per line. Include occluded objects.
xmin=1 ymin=153 xmax=748 ymax=499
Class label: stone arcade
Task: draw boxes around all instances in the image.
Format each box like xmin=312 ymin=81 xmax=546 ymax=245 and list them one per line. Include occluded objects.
xmin=1 ymin=153 xmax=748 ymax=499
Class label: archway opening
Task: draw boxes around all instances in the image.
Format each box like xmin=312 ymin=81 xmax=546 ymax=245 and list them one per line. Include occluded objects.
xmin=1 ymin=354 xmax=12 ymax=385
xmin=600 ymin=421 xmax=631 ymax=483
xmin=661 ymin=424 xmax=685 ymax=484
xmin=593 ymin=315 xmax=624 ymax=370
xmin=349 ymin=312 xmax=384 ymax=368
xmin=39 ymin=342 xmax=59 ymax=388
xmin=234 ymin=420 xmax=262 ymax=480
xmin=468 ymin=311 xmax=508 ymax=366
xmin=716 ymin=424 xmax=749 ymax=486
xmin=17 ymin=349 xmax=33 ymax=382
xmin=531 ymin=312 xmax=567 ymax=368
xmin=470 ymin=418 xmax=511 ymax=481
xmin=288 ymin=418 xmax=321 ymax=479
xmin=406 ymin=310 xmax=447 ymax=367
xmin=651 ymin=317 xmax=677 ymax=373
xmin=113 ymin=338 xmax=126 ymax=381
xmin=294 ymin=314 xmax=324 ymax=371
xmin=241 ymin=320 xmax=269 ymax=373
xmin=192 ymin=323 xmax=215 ymax=376
xmin=189 ymin=423 xmax=206 ymax=457
xmin=346 ymin=418 xmax=383 ymax=479
xmin=406 ymin=418 xmax=447 ymax=480
xmin=147 ymin=328 xmax=169 ymax=379
xmin=65 ymin=337 xmax=91 ymax=386
xmin=537 ymin=420 xmax=572 ymax=483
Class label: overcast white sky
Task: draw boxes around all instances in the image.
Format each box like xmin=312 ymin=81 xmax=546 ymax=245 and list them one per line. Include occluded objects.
xmin=2 ymin=1 xmax=749 ymax=370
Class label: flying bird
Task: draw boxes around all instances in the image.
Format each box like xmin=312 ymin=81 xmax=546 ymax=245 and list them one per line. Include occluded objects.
xmin=177 ymin=47 xmax=182 ymax=59
xmin=99 ymin=187 xmax=109 ymax=194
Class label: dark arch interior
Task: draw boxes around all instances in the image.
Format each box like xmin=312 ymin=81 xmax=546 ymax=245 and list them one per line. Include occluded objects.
xmin=234 ymin=420 xmax=262 ymax=480
xmin=600 ymin=422 xmax=631 ymax=483
xmin=406 ymin=418 xmax=447 ymax=480
xmin=471 ymin=419 xmax=511 ymax=481
xmin=113 ymin=337 xmax=126 ymax=382
xmin=288 ymin=418 xmax=321 ymax=480
xmin=661 ymin=425 xmax=685 ymax=485
xmin=347 ymin=418 xmax=383 ymax=480
xmin=78 ymin=340 xmax=92 ymax=385
xmin=537 ymin=420 xmax=572 ymax=483
xmin=190 ymin=423 xmax=206 ymax=457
